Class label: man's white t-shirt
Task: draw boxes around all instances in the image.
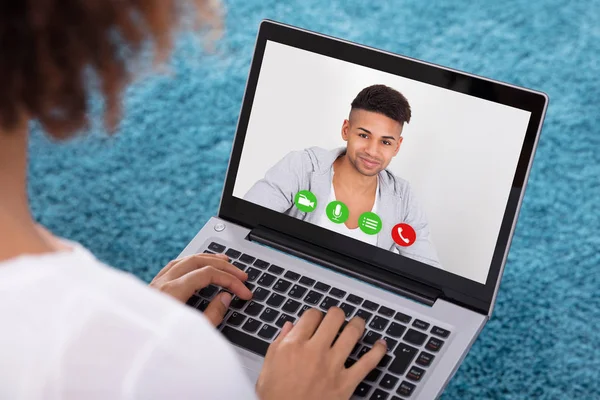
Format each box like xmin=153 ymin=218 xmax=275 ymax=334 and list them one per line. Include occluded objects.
xmin=0 ymin=240 xmax=257 ymax=400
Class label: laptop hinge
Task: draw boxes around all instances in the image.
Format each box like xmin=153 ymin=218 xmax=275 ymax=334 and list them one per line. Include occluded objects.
xmin=248 ymin=226 xmax=442 ymax=307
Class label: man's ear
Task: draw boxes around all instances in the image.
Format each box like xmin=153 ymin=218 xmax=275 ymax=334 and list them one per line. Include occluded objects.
xmin=341 ymin=119 xmax=350 ymax=141
xmin=394 ymin=136 xmax=403 ymax=156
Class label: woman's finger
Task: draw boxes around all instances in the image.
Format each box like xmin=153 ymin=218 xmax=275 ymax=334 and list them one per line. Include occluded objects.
xmin=331 ymin=316 xmax=366 ymax=365
xmin=311 ymin=307 xmax=346 ymax=348
xmin=203 ymin=292 xmax=233 ymax=326
xmin=345 ymin=340 xmax=387 ymax=384
xmin=284 ymin=308 xmax=324 ymax=342
xmin=165 ymin=254 xmax=246 ymax=282
xmin=173 ymin=266 xmax=253 ymax=301
xmin=154 ymin=253 xmax=231 ymax=282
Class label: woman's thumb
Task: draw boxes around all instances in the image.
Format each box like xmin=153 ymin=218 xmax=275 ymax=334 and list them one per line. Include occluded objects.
xmin=203 ymin=291 xmax=232 ymax=326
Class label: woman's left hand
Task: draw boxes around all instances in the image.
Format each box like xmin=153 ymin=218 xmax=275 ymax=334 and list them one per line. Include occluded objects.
xmin=150 ymin=253 xmax=253 ymax=325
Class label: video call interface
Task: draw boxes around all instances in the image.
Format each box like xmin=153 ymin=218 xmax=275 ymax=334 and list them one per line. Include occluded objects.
xmin=233 ymin=41 xmax=532 ymax=284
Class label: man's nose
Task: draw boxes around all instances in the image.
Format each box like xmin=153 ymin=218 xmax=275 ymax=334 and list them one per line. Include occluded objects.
xmin=365 ymin=140 xmax=379 ymax=157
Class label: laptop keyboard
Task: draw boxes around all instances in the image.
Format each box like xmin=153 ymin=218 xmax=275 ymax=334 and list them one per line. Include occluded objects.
xmin=186 ymin=242 xmax=452 ymax=399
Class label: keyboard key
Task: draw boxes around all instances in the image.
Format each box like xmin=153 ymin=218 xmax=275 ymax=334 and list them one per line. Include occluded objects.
xmin=365 ymin=368 xmax=382 ymax=382
xmin=299 ymin=276 xmax=316 ymax=286
xmin=357 ymin=346 xmax=371 ymax=359
xmin=185 ymin=295 xmax=200 ymax=307
xmin=347 ymin=294 xmax=364 ymax=305
xmin=230 ymin=297 xmax=247 ymax=309
xmin=199 ymin=285 xmax=218 ymax=299
xmin=315 ymin=282 xmax=331 ymax=292
xmin=394 ymin=312 xmax=411 ymax=324
xmin=340 ymin=303 xmax=356 ymax=318
xmin=254 ymin=259 xmax=270 ymax=269
xmin=260 ymin=307 xmax=280 ymax=323
xmin=304 ymin=290 xmax=324 ymax=305
xmin=288 ymin=284 xmax=308 ymax=299
xmin=225 ymin=248 xmax=241 ymax=259
xmin=425 ymin=337 xmax=444 ymax=352
xmin=226 ymin=312 xmax=246 ymax=327
xmin=386 ymin=322 xmax=407 ymax=338
xmin=351 ymin=343 xmax=361 ymax=356
xmin=221 ymin=326 xmax=269 ymax=356
xmin=363 ymin=330 xmax=382 ymax=345
xmin=245 ymin=301 xmax=264 ymax=316
xmin=416 ymin=351 xmax=435 ymax=367
xmin=246 ymin=267 xmax=261 ymax=282
xmin=355 ymin=309 xmax=373 ymax=323
xmin=370 ymin=388 xmax=389 ymax=400
xmin=239 ymin=254 xmax=256 ymax=264
xmin=298 ymin=304 xmax=311 ymax=317
xmin=244 ymin=282 xmax=255 ymax=291
xmin=253 ymin=287 xmax=270 ymax=302
xmin=320 ymin=296 xmax=340 ymax=311
xmin=406 ymin=366 xmax=425 ymax=382
xmin=431 ymin=326 xmax=451 ymax=338
xmin=396 ymin=381 xmax=416 ymax=397
xmin=203 ymin=250 xmax=214 ymax=254
xmin=266 ymin=293 xmax=286 ymax=308
xmin=232 ymin=261 xmax=246 ymax=271
xmin=268 ymin=265 xmax=284 ymax=275
xmin=258 ymin=324 xmax=278 ymax=340
xmin=257 ymin=273 xmax=276 ymax=287
xmin=330 ymin=288 xmax=346 ymax=298
xmin=284 ymin=271 xmax=300 ymax=281
xmin=282 ymin=299 xmax=301 ymax=314
xmin=276 ymin=313 xmax=296 ymax=328
xmin=412 ymin=319 xmax=430 ymax=330
xmin=380 ymin=374 xmax=399 ymax=390
xmin=207 ymin=242 xmax=225 ymax=253
xmin=369 ymin=316 xmax=390 ymax=331
xmin=378 ymin=305 xmax=395 ymax=317
xmin=273 ymin=279 xmax=292 ymax=293
xmin=382 ymin=337 xmax=398 ymax=352
xmin=404 ymin=329 xmax=428 ymax=346
xmin=196 ymin=299 xmax=209 ymax=311
xmin=344 ymin=358 xmax=356 ymax=368
xmin=389 ymin=343 xmax=418 ymax=375
xmin=363 ymin=300 xmax=379 ymax=311
xmin=242 ymin=318 xmax=262 ymax=333
xmin=378 ymin=354 xmax=392 ymax=368
xmin=354 ymin=382 xmax=372 ymax=397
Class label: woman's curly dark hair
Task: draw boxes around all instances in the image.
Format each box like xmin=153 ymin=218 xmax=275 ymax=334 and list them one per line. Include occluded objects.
xmin=0 ymin=0 xmax=222 ymax=139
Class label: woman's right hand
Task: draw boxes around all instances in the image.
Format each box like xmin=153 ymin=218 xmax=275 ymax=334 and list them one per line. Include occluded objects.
xmin=256 ymin=307 xmax=387 ymax=400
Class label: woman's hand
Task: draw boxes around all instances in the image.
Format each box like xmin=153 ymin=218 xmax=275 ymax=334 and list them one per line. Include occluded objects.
xmin=256 ymin=307 xmax=387 ymax=400
xmin=150 ymin=253 xmax=253 ymax=325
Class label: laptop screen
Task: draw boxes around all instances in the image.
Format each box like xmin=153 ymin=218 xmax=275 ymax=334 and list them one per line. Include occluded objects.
xmin=231 ymin=41 xmax=532 ymax=284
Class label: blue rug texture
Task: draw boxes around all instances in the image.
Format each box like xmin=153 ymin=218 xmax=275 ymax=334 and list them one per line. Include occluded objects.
xmin=27 ymin=0 xmax=600 ymax=398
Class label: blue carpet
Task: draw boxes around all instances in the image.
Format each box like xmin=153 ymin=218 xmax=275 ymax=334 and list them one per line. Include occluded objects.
xmin=27 ymin=0 xmax=600 ymax=398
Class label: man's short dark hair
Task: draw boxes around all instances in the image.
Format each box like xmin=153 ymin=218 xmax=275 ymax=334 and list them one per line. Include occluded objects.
xmin=350 ymin=84 xmax=411 ymax=125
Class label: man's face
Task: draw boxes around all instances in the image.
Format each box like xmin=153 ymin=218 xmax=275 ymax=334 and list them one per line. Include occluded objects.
xmin=341 ymin=109 xmax=403 ymax=177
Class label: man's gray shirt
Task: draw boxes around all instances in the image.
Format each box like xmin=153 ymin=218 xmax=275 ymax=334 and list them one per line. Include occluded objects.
xmin=243 ymin=147 xmax=442 ymax=269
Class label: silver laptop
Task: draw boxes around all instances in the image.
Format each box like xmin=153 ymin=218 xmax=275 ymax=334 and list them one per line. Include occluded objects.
xmin=179 ymin=20 xmax=548 ymax=399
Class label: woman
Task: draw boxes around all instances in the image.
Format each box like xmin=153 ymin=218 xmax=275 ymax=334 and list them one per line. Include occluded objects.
xmin=0 ymin=1 xmax=386 ymax=399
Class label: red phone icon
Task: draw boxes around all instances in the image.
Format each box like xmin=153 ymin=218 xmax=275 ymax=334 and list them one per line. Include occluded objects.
xmin=392 ymin=223 xmax=416 ymax=247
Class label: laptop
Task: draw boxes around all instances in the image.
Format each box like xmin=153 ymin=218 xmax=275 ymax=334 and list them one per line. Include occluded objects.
xmin=179 ymin=20 xmax=548 ymax=399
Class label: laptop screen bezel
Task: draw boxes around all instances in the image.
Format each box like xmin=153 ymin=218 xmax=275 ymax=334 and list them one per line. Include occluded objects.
xmin=218 ymin=20 xmax=548 ymax=315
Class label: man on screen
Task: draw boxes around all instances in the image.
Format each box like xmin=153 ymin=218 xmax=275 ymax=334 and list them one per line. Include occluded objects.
xmin=244 ymin=84 xmax=442 ymax=269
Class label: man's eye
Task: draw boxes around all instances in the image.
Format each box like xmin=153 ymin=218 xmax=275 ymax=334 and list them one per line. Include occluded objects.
xmin=382 ymin=140 xmax=391 ymax=146
xmin=359 ymin=133 xmax=368 ymax=139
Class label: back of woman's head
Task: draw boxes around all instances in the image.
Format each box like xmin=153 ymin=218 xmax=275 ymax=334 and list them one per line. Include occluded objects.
xmin=0 ymin=0 xmax=222 ymax=139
